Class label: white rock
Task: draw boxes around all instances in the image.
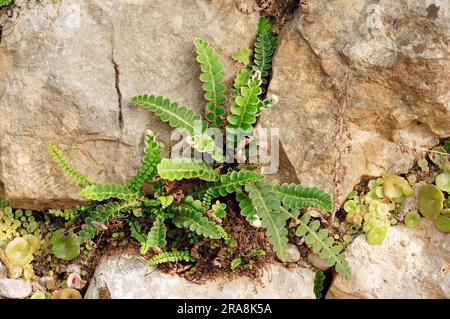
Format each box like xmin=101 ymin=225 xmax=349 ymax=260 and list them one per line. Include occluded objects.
xmin=308 ymin=252 xmax=330 ymax=271
xmin=284 ymin=244 xmax=301 ymax=263
xmin=0 ymin=278 xmax=32 ymax=299
xmin=84 ymin=252 xmax=315 ymax=299
xmin=327 ymin=220 xmax=450 ymax=299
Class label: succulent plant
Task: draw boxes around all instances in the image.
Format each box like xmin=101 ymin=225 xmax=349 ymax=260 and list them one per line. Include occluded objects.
xmin=435 ymin=214 xmax=450 ymax=233
xmin=30 ymin=291 xmax=47 ymax=299
xmin=404 ymin=210 xmax=421 ymax=229
xmin=382 ymin=175 xmax=413 ymax=200
xmin=50 ymin=229 xmax=80 ymax=261
xmin=5 ymin=237 xmax=33 ymax=267
xmin=435 ymin=172 xmax=450 ymax=193
xmin=54 ymin=288 xmax=82 ymax=299
xmin=418 ymin=184 xmax=444 ymax=220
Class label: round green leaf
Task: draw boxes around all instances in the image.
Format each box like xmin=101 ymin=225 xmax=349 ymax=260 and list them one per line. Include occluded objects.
xmin=50 ymin=229 xmax=80 ymax=261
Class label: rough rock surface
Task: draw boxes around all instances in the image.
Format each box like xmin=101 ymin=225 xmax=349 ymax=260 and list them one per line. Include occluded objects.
xmin=327 ymin=220 xmax=450 ymax=299
xmin=0 ymin=0 xmax=258 ymax=209
xmin=261 ymin=0 xmax=450 ymax=208
xmin=84 ymin=252 xmax=315 ymax=299
xmin=0 ymin=278 xmax=32 ymax=299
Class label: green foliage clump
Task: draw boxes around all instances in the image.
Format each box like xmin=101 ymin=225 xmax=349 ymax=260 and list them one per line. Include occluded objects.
xmin=0 ymin=0 xmax=12 ymax=7
xmin=50 ymin=229 xmax=80 ymax=261
xmin=146 ymin=250 xmax=195 ymax=266
xmin=313 ymin=271 xmax=325 ymax=299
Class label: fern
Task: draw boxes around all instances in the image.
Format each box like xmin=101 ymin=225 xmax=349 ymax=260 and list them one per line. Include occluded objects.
xmin=295 ymin=213 xmax=351 ymax=279
xmin=190 ymin=170 xmax=264 ymax=199
xmin=157 ymin=158 xmax=220 ymax=182
xmin=127 ymin=130 xmax=161 ymax=191
xmin=0 ymin=0 xmax=12 ymax=7
xmin=172 ymin=199 xmax=225 ymax=239
xmin=146 ymin=250 xmax=195 ymax=266
xmin=232 ymin=48 xmax=252 ymax=66
xmin=245 ymin=182 xmax=290 ymax=261
xmin=194 ymin=38 xmax=227 ymax=127
xmin=47 ymin=143 xmax=92 ymax=187
xmin=236 ymin=190 xmax=258 ymax=223
xmin=272 ymin=182 xmax=333 ymax=211
xmin=314 ymin=271 xmax=326 ymax=299
xmin=227 ymin=71 xmax=263 ymax=132
xmin=233 ymin=68 xmax=251 ymax=92
xmin=252 ymin=17 xmax=277 ymax=85
xmin=80 ymin=184 xmax=143 ymax=202
xmin=147 ymin=217 xmax=167 ymax=249
xmin=131 ymin=95 xmax=206 ymax=134
xmin=79 ymin=200 xmax=139 ymax=242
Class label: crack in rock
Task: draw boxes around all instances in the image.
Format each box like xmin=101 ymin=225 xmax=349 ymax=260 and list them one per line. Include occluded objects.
xmin=111 ymin=49 xmax=123 ymax=129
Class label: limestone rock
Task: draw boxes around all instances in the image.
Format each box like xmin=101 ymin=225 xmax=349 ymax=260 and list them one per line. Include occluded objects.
xmin=0 ymin=0 xmax=258 ymax=209
xmin=84 ymin=252 xmax=315 ymax=299
xmin=327 ymin=220 xmax=450 ymax=299
xmin=285 ymin=244 xmax=301 ymax=263
xmin=0 ymin=278 xmax=32 ymax=299
xmin=261 ymin=0 xmax=450 ymax=209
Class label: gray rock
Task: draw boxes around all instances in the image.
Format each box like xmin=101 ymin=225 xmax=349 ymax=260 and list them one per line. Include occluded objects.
xmin=0 ymin=0 xmax=258 ymax=209
xmin=327 ymin=220 xmax=450 ymax=299
xmin=307 ymin=252 xmax=330 ymax=271
xmin=261 ymin=0 xmax=450 ymax=209
xmin=0 ymin=278 xmax=32 ymax=299
xmin=84 ymin=252 xmax=315 ymax=299
xmin=284 ymin=244 xmax=301 ymax=263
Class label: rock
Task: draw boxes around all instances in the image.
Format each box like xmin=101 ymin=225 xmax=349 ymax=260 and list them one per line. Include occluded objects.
xmin=84 ymin=252 xmax=315 ymax=299
xmin=327 ymin=220 xmax=450 ymax=298
xmin=284 ymin=244 xmax=301 ymax=263
xmin=0 ymin=0 xmax=259 ymax=209
xmin=261 ymin=0 xmax=450 ymax=208
xmin=307 ymin=252 xmax=330 ymax=271
xmin=0 ymin=263 xmax=6 ymax=278
xmin=0 ymin=278 xmax=32 ymax=298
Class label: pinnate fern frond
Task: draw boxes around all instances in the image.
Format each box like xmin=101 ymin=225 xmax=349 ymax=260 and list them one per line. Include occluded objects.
xmin=146 ymin=250 xmax=195 ymax=266
xmin=157 ymin=158 xmax=220 ymax=182
xmin=236 ymin=190 xmax=257 ymax=223
xmin=253 ymin=17 xmax=277 ymax=85
xmin=295 ymin=213 xmax=351 ymax=278
xmin=233 ymin=68 xmax=251 ymax=92
xmin=131 ymin=95 xmax=206 ymax=134
xmin=47 ymin=143 xmax=92 ymax=187
xmin=80 ymin=183 xmax=143 ymax=202
xmin=191 ymin=170 xmax=264 ymax=199
xmin=272 ymin=182 xmax=333 ymax=211
xmin=194 ymin=38 xmax=227 ymax=127
xmin=147 ymin=217 xmax=167 ymax=249
xmin=245 ymin=182 xmax=289 ymax=261
xmin=227 ymin=71 xmax=263 ymax=132
xmin=127 ymin=130 xmax=161 ymax=191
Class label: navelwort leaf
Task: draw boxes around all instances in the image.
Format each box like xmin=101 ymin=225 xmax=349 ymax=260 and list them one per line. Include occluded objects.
xmin=295 ymin=213 xmax=351 ymax=279
xmin=245 ymin=182 xmax=289 ymax=261
xmin=194 ymin=38 xmax=227 ymax=127
xmin=47 ymin=143 xmax=92 ymax=187
xmin=272 ymin=182 xmax=333 ymax=211
xmin=157 ymin=158 xmax=220 ymax=182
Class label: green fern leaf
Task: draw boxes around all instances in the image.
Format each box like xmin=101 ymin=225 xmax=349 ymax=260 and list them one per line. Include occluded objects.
xmin=272 ymin=182 xmax=333 ymax=211
xmin=314 ymin=271 xmax=326 ymax=299
xmin=190 ymin=170 xmax=264 ymax=199
xmin=79 ymin=183 xmax=143 ymax=202
xmin=233 ymin=68 xmax=251 ymax=92
xmin=232 ymin=48 xmax=253 ymax=66
xmin=147 ymin=217 xmax=167 ymax=249
xmin=295 ymin=213 xmax=351 ymax=279
xmin=252 ymin=17 xmax=277 ymax=85
xmin=146 ymin=250 xmax=195 ymax=266
xmin=131 ymin=95 xmax=206 ymax=134
xmin=236 ymin=190 xmax=258 ymax=223
xmin=194 ymin=38 xmax=227 ymax=127
xmin=127 ymin=130 xmax=161 ymax=191
xmin=47 ymin=143 xmax=92 ymax=187
xmin=245 ymin=182 xmax=290 ymax=261
xmin=157 ymin=158 xmax=220 ymax=182
xmin=227 ymin=71 xmax=263 ymax=132
xmin=172 ymin=199 xmax=225 ymax=239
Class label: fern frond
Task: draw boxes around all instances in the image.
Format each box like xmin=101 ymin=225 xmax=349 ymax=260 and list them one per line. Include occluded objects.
xmin=157 ymin=158 xmax=220 ymax=182
xmin=252 ymin=17 xmax=277 ymax=85
xmin=194 ymin=38 xmax=227 ymax=127
xmin=127 ymin=130 xmax=161 ymax=191
xmin=146 ymin=250 xmax=195 ymax=266
xmin=47 ymin=143 xmax=92 ymax=187
xmin=233 ymin=68 xmax=251 ymax=92
xmin=190 ymin=170 xmax=264 ymax=199
xmin=245 ymin=182 xmax=289 ymax=261
xmin=128 ymin=219 xmax=146 ymax=243
xmin=79 ymin=200 xmax=138 ymax=242
xmin=227 ymin=71 xmax=263 ymax=132
xmin=131 ymin=95 xmax=206 ymax=134
xmin=172 ymin=200 xmax=225 ymax=239
xmin=314 ymin=271 xmax=326 ymax=299
xmin=79 ymin=183 xmax=143 ymax=202
xmin=295 ymin=213 xmax=351 ymax=278
xmin=236 ymin=190 xmax=257 ymax=223
xmin=147 ymin=217 xmax=167 ymax=249
xmin=272 ymin=182 xmax=333 ymax=211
